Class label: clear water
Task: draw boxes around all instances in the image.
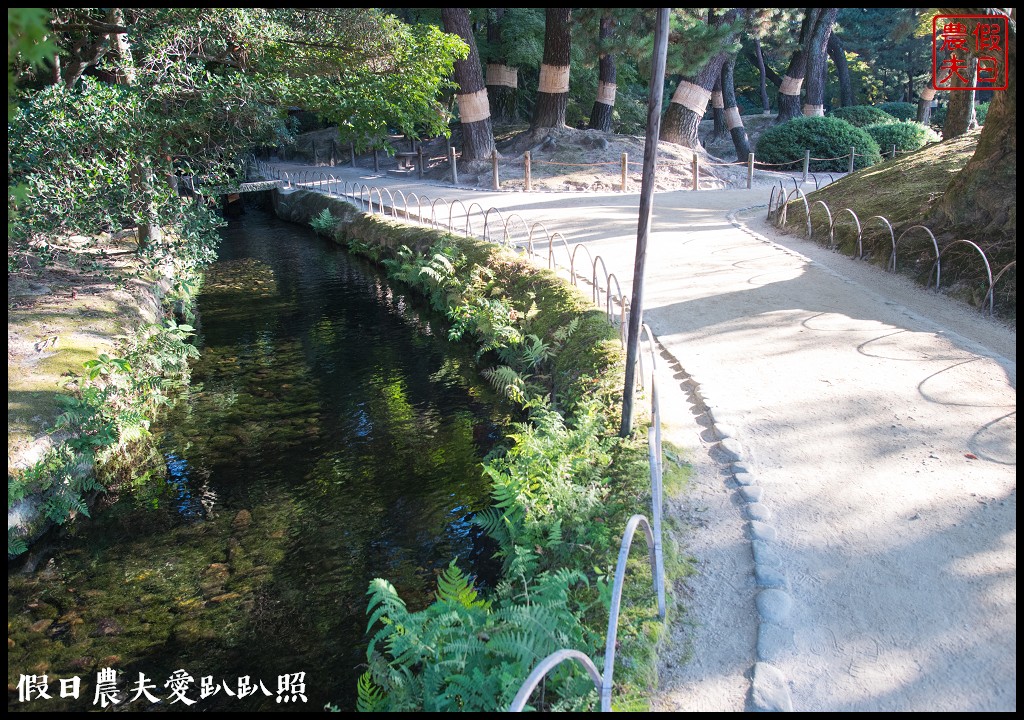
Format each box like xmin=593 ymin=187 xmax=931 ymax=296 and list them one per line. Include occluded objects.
xmin=8 ymin=209 xmax=507 ymax=712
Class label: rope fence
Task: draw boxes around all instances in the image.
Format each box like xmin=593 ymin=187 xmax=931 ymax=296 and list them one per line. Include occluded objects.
xmin=250 ymin=157 xmax=669 ymax=710
xmin=266 ymin=136 xmax=926 ymax=198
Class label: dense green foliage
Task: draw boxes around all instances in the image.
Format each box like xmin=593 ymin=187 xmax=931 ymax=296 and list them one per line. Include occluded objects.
xmin=864 ymin=120 xmax=940 ymax=155
xmin=829 ymin=105 xmax=896 ymax=127
xmin=756 ymin=116 xmax=881 ymax=171
xmin=7 ymin=8 xmax=476 ymax=556
xmin=8 ymin=320 xmax=199 ymax=555
xmin=295 ymin=205 xmax=669 ymax=711
xmin=874 ymin=101 xmax=917 ymax=121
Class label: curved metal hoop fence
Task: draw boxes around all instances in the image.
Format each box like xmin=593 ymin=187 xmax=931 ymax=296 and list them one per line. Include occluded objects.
xmin=771 ymin=189 xmax=1011 ymax=317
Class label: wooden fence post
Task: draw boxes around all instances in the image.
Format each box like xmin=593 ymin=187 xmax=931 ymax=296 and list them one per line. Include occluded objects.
xmin=418 ymin=146 xmax=424 ymax=180
xmin=621 ymin=152 xmax=627 ymax=192
xmin=373 ymin=148 xmax=379 ymax=173
xmin=525 ymin=151 xmax=532 ymax=191
xmin=492 ymin=149 xmax=500 ymax=190
xmin=848 ymin=146 xmax=855 ymax=174
xmin=802 ymin=149 xmax=810 ymax=182
xmin=747 ymin=152 xmax=755 ymax=189
xmin=350 ymin=142 xmax=356 ymax=168
xmin=449 ymin=146 xmax=458 ymax=184
xmin=692 ymin=155 xmax=699 ymax=191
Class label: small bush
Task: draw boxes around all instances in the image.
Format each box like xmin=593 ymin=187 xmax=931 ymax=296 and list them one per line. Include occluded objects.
xmin=864 ymin=121 xmax=941 ymax=156
xmin=829 ymin=105 xmax=897 ymax=127
xmin=755 ymin=115 xmax=881 ymax=171
xmin=975 ymin=101 xmax=990 ymax=124
xmin=875 ymin=101 xmax=917 ymax=121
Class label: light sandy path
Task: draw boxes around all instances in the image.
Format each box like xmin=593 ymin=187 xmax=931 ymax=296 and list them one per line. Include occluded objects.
xmin=264 ymin=162 xmax=1016 ymax=712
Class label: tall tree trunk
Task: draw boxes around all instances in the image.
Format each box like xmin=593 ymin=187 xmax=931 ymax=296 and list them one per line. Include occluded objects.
xmin=827 ymin=33 xmax=854 ymax=106
xmin=754 ymin=37 xmax=772 ymax=113
xmin=588 ymin=12 xmax=617 ymax=132
xmin=943 ymin=54 xmax=978 ymax=139
xmin=485 ymin=9 xmax=518 ymax=124
xmin=441 ymin=8 xmax=496 ymax=160
xmin=531 ymin=8 xmax=572 ymax=130
xmin=721 ymin=55 xmax=751 ymax=161
xmin=802 ymin=8 xmax=838 ymax=116
xmin=776 ymin=11 xmax=812 ymax=122
xmin=707 ymin=75 xmax=726 ymax=143
xmin=933 ymin=10 xmax=1014 ymax=244
xmin=917 ymin=87 xmax=937 ymax=124
xmin=661 ymin=9 xmax=743 ymax=148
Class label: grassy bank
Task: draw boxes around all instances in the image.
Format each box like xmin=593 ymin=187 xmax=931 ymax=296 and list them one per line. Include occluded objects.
xmin=270 ymin=188 xmax=689 ymax=711
xmin=778 ymin=129 xmax=1015 ymax=318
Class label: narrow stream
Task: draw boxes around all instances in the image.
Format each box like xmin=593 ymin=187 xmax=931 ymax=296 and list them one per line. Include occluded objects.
xmin=8 ymin=208 xmax=508 ymax=711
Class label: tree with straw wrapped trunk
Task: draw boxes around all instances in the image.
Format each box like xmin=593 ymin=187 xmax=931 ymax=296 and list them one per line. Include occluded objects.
xmin=775 ymin=12 xmax=811 ymax=122
xmin=706 ymin=74 xmax=726 ymax=144
xmin=802 ymin=8 xmax=838 ymax=116
xmin=531 ymin=8 xmax=572 ymax=130
xmin=485 ymin=8 xmax=518 ymax=124
xmin=660 ymin=8 xmax=744 ymax=148
xmin=441 ymin=7 xmax=496 ymax=160
xmin=916 ymin=86 xmax=937 ymax=124
xmin=588 ymin=11 xmax=617 ymax=132
xmin=773 ymin=8 xmax=837 ymax=122
xmin=720 ymin=54 xmax=751 ymax=161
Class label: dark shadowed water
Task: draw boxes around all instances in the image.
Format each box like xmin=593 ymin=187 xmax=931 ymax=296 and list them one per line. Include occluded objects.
xmin=8 ymin=209 xmax=507 ymax=712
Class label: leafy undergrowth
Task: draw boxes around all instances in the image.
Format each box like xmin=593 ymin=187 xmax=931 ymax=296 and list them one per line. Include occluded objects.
xmin=778 ymin=129 xmax=1016 ymax=320
xmin=297 ymin=195 xmax=694 ymax=712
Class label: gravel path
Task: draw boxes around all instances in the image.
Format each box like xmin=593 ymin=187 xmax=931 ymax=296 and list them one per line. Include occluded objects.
xmin=263 ymin=162 xmax=1016 ymax=712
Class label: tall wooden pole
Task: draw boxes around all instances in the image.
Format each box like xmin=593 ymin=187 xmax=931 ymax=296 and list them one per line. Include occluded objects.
xmin=620 ymin=8 xmax=669 ymax=437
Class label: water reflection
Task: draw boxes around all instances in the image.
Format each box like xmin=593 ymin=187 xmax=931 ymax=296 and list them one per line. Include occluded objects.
xmin=7 ymin=208 xmax=507 ymax=713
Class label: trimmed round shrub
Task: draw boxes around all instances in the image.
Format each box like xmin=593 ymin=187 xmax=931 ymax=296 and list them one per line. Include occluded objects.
xmin=864 ymin=121 xmax=941 ymax=156
xmin=829 ymin=105 xmax=896 ymax=127
xmin=875 ymin=101 xmax=917 ymax=121
xmin=755 ymin=116 xmax=882 ymax=172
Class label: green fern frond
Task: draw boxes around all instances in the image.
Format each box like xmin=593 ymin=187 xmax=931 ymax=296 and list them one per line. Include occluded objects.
xmin=356 ymin=671 xmax=386 ymax=712
xmin=436 ymin=560 xmax=491 ymax=610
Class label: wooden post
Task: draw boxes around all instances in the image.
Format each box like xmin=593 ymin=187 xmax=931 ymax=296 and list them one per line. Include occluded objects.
xmin=329 ymin=139 xmax=337 ymax=166
xmin=418 ymin=146 xmax=424 ymax=180
xmin=848 ymin=146 xmax=855 ymax=174
xmin=492 ymin=149 xmax=500 ymax=190
xmin=373 ymin=148 xmax=379 ymax=173
xmin=621 ymin=152 xmax=628 ymax=192
xmin=691 ymin=155 xmax=699 ymax=191
xmin=525 ymin=151 xmax=532 ymax=191
xmin=621 ymin=7 xmax=669 ymax=438
xmin=891 ymin=144 xmax=897 ymax=159
xmin=802 ymin=149 xmax=810 ymax=182
xmin=747 ymin=152 xmax=755 ymax=189
xmin=350 ymin=142 xmax=356 ymax=168
xmin=449 ymin=146 xmax=458 ymax=184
